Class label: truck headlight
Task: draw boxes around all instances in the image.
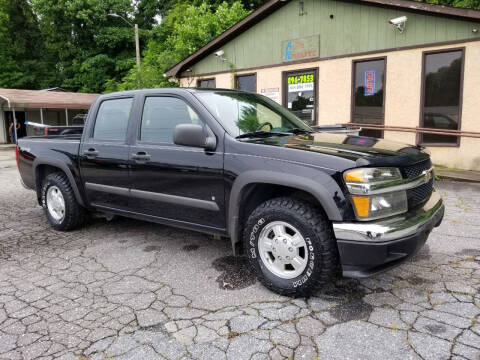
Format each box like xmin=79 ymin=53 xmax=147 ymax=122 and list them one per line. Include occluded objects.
xmin=351 ymin=191 xmax=408 ymax=220
xmin=344 ymin=168 xmax=408 ymax=220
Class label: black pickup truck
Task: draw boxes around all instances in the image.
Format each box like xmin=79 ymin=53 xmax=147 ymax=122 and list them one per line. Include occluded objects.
xmin=16 ymin=88 xmax=444 ymax=296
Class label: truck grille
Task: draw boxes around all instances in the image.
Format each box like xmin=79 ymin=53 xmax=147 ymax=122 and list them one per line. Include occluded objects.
xmin=402 ymin=159 xmax=432 ymax=179
xmin=402 ymin=159 xmax=434 ymax=209
xmin=407 ymin=177 xmax=433 ymax=209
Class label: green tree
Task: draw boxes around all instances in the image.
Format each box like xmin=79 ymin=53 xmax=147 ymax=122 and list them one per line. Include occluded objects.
xmin=113 ymin=1 xmax=249 ymax=91
xmin=31 ymin=0 xmax=158 ymax=93
xmin=158 ymin=0 xmax=266 ymax=16
xmin=0 ymin=0 xmax=49 ymax=89
xmin=418 ymin=0 xmax=480 ymax=9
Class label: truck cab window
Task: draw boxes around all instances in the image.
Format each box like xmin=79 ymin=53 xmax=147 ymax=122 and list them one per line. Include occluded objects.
xmin=93 ymin=98 xmax=132 ymax=141
xmin=141 ymin=97 xmax=201 ymax=143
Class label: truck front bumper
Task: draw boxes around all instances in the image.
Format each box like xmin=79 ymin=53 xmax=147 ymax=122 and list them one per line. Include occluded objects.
xmin=333 ymin=190 xmax=444 ymax=278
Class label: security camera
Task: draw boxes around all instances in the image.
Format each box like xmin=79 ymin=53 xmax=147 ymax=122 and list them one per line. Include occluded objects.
xmin=389 ymin=16 xmax=407 ymax=33
xmin=213 ymin=49 xmax=227 ymax=62
xmin=389 ymin=16 xmax=407 ymax=25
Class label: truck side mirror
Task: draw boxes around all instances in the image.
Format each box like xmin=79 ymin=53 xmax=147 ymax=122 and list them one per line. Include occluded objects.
xmin=174 ymin=124 xmax=216 ymax=151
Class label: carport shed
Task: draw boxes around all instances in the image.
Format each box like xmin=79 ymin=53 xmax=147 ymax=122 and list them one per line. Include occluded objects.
xmin=0 ymin=88 xmax=98 ymax=144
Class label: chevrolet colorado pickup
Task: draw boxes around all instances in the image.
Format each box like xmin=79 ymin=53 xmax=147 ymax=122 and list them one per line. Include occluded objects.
xmin=16 ymin=88 xmax=444 ymax=296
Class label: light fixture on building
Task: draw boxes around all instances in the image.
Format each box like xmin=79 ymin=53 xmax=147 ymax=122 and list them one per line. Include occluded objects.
xmin=473 ymin=28 xmax=478 ymax=34
xmin=214 ymin=50 xmax=227 ymax=62
xmin=389 ymin=16 xmax=407 ymax=33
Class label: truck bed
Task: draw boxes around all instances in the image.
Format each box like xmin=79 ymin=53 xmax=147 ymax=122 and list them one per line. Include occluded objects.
xmin=17 ymin=135 xmax=82 ymax=193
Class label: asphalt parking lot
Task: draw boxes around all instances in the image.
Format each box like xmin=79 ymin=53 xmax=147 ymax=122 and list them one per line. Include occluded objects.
xmin=0 ymin=150 xmax=479 ymax=360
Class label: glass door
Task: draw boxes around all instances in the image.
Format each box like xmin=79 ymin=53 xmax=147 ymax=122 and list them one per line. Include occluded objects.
xmin=283 ymin=69 xmax=318 ymax=126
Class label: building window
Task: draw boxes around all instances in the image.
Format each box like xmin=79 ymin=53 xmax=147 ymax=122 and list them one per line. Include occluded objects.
xmin=197 ymin=78 xmax=216 ymax=88
xmin=352 ymin=58 xmax=386 ymax=138
xmin=421 ymin=49 xmax=464 ymax=145
xmin=235 ymin=74 xmax=256 ymax=92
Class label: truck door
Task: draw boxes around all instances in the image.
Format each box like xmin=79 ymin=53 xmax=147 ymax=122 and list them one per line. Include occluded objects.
xmin=79 ymin=96 xmax=133 ymax=210
xmin=128 ymin=94 xmax=225 ymax=231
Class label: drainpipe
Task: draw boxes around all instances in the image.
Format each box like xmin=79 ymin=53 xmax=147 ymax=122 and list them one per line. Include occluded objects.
xmin=0 ymin=95 xmax=10 ymax=144
xmin=12 ymin=107 xmax=18 ymax=145
xmin=65 ymin=109 xmax=69 ymax=126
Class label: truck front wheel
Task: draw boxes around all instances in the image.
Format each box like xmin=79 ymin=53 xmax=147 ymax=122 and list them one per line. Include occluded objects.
xmin=41 ymin=172 xmax=86 ymax=231
xmin=244 ymin=197 xmax=338 ymax=297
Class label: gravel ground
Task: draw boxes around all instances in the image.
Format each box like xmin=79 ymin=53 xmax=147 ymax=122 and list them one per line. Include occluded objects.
xmin=0 ymin=151 xmax=479 ymax=360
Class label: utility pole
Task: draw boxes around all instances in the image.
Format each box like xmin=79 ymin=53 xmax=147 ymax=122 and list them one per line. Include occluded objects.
xmin=135 ymin=23 xmax=141 ymax=73
xmin=108 ymin=13 xmax=141 ymax=87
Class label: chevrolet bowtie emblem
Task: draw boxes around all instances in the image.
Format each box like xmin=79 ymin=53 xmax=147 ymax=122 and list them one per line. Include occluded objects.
xmin=423 ymin=169 xmax=432 ymax=182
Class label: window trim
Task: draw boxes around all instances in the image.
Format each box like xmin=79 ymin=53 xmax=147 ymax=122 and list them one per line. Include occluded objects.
xmin=234 ymin=72 xmax=257 ymax=92
xmin=418 ymin=47 xmax=465 ymax=147
xmin=282 ymin=67 xmax=319 ymax=126
xmin=350 ymin=56 xmax=387 ymax=139
xmin=136 ymin=94 xmax=205 ymax=146
xmin=89 ymin=96 xmax=134 ymax=143
xmin=197 ymin=78 xmax=216 ymax=88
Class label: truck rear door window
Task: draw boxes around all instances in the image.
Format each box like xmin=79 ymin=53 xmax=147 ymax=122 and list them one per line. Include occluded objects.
xmin=140 ymin=97 xmax=201 ymax=143
xmin=93 ymin=98 xmax=132 ymax=141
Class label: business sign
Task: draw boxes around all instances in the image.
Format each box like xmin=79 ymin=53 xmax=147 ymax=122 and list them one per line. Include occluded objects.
xmin=288 ymin=82 xmax=314 ymax=92
xmin=364 ymin=70 xmax=376 ymax=96
xmin=261 ymin=87 xmax=280 ymax=104
xmin=282 ymin=36 xmax=319 ymax=62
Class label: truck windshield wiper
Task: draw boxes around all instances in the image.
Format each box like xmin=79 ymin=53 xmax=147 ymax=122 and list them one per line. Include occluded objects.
xmin=287 ymin=128 xmax=314 ymax=134
xmin=235 ymin=131 xmax=290 ymax=139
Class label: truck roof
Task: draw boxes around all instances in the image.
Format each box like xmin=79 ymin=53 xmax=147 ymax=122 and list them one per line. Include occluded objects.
xmin=97 ymin=88 xmax=249 ymax=99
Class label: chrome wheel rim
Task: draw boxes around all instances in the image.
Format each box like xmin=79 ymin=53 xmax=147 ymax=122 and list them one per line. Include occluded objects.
xmin=258 ymin=221 xmax=308 ymax=279
xmin=46 ymin=186 xmax=65 ymax=221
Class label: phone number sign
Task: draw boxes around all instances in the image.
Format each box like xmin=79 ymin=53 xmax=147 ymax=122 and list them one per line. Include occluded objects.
xmin=287 ymin=74 xmax=315 ymax=92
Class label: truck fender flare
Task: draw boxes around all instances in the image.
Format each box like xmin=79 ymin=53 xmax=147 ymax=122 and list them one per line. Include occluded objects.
xmin=33 ymin=157 xmax=85 ymax=207
xmin=227 ymin=170 xmax=343 ymax=253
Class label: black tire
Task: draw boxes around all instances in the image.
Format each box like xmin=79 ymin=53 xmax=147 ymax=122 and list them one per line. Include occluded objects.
xmin=41 ymin=172 xmax=86 ymax=231
xmin=244 ymin=197 xmax=338 ymax=297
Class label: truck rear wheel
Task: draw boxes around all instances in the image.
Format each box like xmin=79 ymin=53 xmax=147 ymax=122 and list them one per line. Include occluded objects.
xmin=41 ymin=172 xmax=86 ymax=231
xmin=244 ymin=197 xmax=338 ymax=297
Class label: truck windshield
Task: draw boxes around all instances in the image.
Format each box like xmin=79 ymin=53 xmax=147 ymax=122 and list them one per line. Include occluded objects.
xmin=195 ymin=91 xmax=312 ymax=138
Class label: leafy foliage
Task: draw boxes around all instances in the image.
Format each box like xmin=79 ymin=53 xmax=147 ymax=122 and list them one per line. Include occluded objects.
xmin=0 ymin=0 xmax=48 ymax=89
xmin=418 ymin=0 xmax=480 ymax=10
xmin=111 ymin=1 xmax=250 ymax=91
xmin=30 ymin=0 xmax=140 ymax=93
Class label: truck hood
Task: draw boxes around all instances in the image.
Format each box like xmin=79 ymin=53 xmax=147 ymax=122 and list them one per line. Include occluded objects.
xmin=244 ymin=132 xmax=430 ymax=168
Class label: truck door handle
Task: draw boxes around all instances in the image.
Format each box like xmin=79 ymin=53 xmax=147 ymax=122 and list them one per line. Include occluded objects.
xmin=131 ymin=152 xmax=151 ymax=162
xmin=84 ymin=148 xmax=99 ymax=159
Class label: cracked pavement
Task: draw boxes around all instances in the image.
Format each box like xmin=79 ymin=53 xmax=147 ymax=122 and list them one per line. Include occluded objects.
xmin=0 ymin=152 xmax=479 ymax=360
